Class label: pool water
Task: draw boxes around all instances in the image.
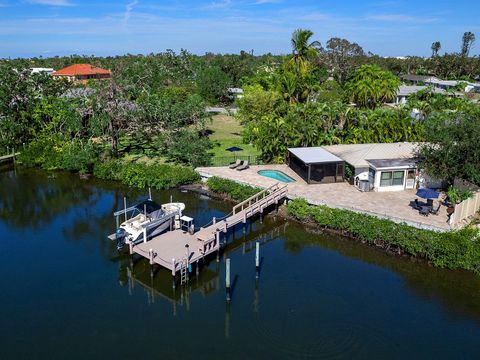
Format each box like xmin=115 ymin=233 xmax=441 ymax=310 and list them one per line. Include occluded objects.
xmin=258 ymin=170 xmax=295 ymax=183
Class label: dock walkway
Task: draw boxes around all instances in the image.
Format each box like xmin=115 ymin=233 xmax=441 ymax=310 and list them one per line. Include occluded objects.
xmin=0 ymin=153 xmax=19 ymax=164
xmin=131 ymin=183 xmax=288 ymax=276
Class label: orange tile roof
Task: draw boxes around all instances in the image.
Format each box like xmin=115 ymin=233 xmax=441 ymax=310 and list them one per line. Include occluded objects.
xmin=52 ymin=64 xmax=111 ymax=76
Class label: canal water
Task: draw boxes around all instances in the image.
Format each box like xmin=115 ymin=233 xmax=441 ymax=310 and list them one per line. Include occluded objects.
xmin=1 ymin=167 xmax=480 ymax=359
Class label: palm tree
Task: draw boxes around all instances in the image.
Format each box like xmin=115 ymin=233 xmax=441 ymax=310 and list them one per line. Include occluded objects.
xmin=345 ymin=65 xmax=400 ymax=109
xmin=431 ymin=41 xmax=441 ymax=57
xmin=461 ymin=31 xmax=475 ymax=57
xmin=287 ymin=29 xmax=321 ymax=75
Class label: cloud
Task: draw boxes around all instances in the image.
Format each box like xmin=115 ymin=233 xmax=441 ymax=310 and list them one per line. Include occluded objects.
xmin=366 ymin=14 xmax=438 ymax=23
xmin=28 ymin=0 xmax=73 ymax=6
xmin=253 ymin=0 xmax=280 ymax=4
xmin=124 ymin=0 xmax=139 ymax=22
xmin=207 ymin=0 xmax=232 ymax=9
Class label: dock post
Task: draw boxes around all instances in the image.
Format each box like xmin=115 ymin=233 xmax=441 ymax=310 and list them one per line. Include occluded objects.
xmin=226 ymin=258 xmax=231 ymax=302
xmin=123 ymin=197 xmax=128 ymax=222
xmin=143 ymin=228 xmax=147 ymax=243
xmin=149 ymin=248 xmax=154 ymax=265
xmin=129 ymin=241 xmax=133 ymax=255
xmin=172 ymin=258 xmax=176 ymax=289
xmin=213 ymin=217 xmax=216 ymax=225
xmin=260 ymin=207 xmax=263 ymax=224
xmin=196 ymin=260 xmax=199 ymax=277
xmin=148 ymin=187 xmax=152 ymax=200
xmin=170 ymin=194 xmax=173 ymax=203
xmin=255 ymin=242 xmax=260 ymax=279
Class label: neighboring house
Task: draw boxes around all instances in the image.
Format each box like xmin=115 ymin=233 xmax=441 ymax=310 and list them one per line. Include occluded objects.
xmin=395 ymin=85 xmax=446 ymax=104
xmin=227 ymin=87 xmax=244 ymax=100
xmin=399 ymin=74 xmax=438 ymax=85
xmin=31 ymin=67 xmax=55 ymax=75
xmin=287 ymin=143 xmax=422 ymax=192
xmin=52 ymin=64 xmax=111 ymax=82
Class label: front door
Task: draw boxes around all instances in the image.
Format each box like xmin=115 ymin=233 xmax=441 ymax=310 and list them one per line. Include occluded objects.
xmin=405 ymin=169 xmax=416 ymax=189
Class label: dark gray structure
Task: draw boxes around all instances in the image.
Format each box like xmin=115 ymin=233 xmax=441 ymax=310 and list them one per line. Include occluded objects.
xmin=287 ymin=147 xmax=345 ymax=184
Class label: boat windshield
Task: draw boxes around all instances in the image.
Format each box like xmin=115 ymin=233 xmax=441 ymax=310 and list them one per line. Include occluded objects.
xmin=133 ymin=200 xmax=162 ymax=215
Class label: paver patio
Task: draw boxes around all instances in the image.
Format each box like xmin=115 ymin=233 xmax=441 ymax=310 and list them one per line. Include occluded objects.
xmin=196 ymin=164 xmax=452 ymax=231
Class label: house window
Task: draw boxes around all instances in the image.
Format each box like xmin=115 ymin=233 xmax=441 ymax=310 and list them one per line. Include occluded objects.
xmin=380 ymin=171 xmax=405 ymax=187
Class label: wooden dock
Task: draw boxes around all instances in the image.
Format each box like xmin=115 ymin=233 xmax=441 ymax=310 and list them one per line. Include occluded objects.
xmin=0 ymin=153 xmax=19 ymax=164
xmin=130 ymin=183 xmax=288 ymax=278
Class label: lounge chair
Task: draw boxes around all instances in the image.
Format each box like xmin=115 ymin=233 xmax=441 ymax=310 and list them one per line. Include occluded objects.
xmin=430 ymin=203 xmax=441 ymax=215
xmin=236 ymin=160 xmax=249 ymax=171
xmin=229 ymin=159 xmax=242 ymax=169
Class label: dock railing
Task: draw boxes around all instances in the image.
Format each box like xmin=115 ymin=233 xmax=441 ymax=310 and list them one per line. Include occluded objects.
xmin=232 ymin=183 xmax=286 ymax=215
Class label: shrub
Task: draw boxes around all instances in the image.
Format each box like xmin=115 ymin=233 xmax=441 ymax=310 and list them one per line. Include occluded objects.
xmin=94 ymin=160 xmax=200 ymax=190
xmin=206 ymin=177 xmax=261 ymax=201
xmin=288 ymin=198 xmax=480 ymax=273
xmin=287 ymin=198 xmax=310 ymax=221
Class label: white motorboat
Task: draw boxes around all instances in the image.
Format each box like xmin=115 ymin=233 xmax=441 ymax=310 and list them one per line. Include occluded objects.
xmin=109 ymin=199 xmax=185 ymax=250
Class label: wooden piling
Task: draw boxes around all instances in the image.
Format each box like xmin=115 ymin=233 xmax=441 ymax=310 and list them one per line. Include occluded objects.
xmin=226 ymin=258 xmax=231 ymax=302
xmin=123 ymin=197 xmax=128 ymax=222
xmin=149 ymin=248 xmax=154 ymax=265
xmin=255 ymin=242 xmax=260 ymax=279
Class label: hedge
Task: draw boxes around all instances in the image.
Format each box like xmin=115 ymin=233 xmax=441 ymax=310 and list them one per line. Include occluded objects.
xmin=287 ymin=198 xmax=480 ymax=273
xmin=206 ymin=176 xmax=261 ymax=202
xmin=93 ymin=160 xmax=200 ymax=190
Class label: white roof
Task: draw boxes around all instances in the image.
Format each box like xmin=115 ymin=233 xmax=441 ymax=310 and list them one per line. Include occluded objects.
xmin=397 ymin=85 xmax=445 ymax=96
xmin=288 ymin=147 xmax=343 ymax=164
xmin=322 ymin=142 xmax=419 ymax=168
xmin=180 ymin=215 xmax=193 ymax=222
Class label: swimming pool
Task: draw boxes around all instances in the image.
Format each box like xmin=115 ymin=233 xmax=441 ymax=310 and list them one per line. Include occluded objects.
xmin=258 ymin=169 xmax=295 ymax=183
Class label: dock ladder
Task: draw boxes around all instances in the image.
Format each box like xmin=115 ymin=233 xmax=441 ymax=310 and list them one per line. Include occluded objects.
xmin=180 ymin=259 xmax=189 ymax=285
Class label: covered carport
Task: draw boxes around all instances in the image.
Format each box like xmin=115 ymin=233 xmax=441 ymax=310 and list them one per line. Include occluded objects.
xmin=287 ymin=147 xmax=345 ymax=184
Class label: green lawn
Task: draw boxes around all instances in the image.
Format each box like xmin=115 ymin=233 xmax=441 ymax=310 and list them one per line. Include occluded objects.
xmin=207 ymin=114 xmax=260 ymax=158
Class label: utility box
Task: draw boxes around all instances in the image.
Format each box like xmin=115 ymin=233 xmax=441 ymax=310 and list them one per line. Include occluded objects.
xmin=359 ymin=180 xmax=370 ymax=192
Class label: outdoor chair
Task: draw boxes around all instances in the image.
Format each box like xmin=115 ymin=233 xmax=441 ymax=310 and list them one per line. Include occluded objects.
xmin=236 ymin=160 xmax=249 ymax=171
xmin=419 ymin=206 xmax=430 ymax=216
xmin=430 ymin=203 xmax=441 ymax=215
xmin=229 ymin=159 xmax=242 ymax=169
xmin=413 ymin=199 xmax=422 ymax=211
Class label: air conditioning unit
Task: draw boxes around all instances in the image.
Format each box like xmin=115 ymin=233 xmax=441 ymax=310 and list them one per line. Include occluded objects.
xmin=359 ymin=180 xmax=370 ymax=192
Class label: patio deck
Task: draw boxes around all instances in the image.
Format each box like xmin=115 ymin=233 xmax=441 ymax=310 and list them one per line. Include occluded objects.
xmin=196 ymin=164 xmax=451 ymax=231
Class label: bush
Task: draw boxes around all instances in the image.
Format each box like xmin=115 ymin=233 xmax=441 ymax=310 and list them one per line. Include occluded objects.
xmin=287 ymin=198 xmax=480 ymax=273
xmin=18 ymin=135 xmax=98 ymax=173
xmin=206 ymin=176 xmax=261 ymax=201
xmin=94 ymin=160 xmax=200 ymax=190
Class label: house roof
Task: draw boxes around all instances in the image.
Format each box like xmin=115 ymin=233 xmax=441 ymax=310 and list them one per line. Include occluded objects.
xmin=288 ymin=147 xmax=343 ymax=164
xmin=322 ymin=142 xmax=419 ymax=168
xmin=400 ymin=74 xmax=437 ymax=82
xmin=397 ymin=85 xmax=446 ymax=97
xmin=52 ymin=64 xmax=111 ymax=77
xmin=367 ymin=158 xmax=417 ymax=169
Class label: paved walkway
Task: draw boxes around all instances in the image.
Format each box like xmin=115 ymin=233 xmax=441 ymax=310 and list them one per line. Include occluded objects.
xmin=196 ymin=164 xmax=451 ymax=231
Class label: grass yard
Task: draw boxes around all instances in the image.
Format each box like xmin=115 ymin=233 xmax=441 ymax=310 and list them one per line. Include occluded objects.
xmin=207 ymin=114 xmax=260 ymax=158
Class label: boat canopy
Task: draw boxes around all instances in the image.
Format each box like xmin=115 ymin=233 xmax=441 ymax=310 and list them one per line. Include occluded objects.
xmin=133 ymin=200 xmax=162 ymax=214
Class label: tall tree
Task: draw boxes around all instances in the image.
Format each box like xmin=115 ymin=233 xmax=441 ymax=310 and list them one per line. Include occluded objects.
xmin=287 ymin=29 xmax=321 ymax=75
xmin=322 ymin=37 xmax=365 ymax=84
xmin=431 ymin=41 xmax=441 ymax=57
xmin=461 ymin=31 xmax=476 ymax=57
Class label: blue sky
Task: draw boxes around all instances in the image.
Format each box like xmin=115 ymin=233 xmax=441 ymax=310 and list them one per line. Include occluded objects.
xmin=0 ymin=0 xmax=478 ymax=58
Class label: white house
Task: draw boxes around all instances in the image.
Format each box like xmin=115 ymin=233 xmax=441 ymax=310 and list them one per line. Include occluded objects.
xmin=31 ymin=67 xmax=55 ymax=75
xmin=322 ymin=142 xmax=420 ymax=192
xmin=395 ymin=85 xmax=446 ymax=104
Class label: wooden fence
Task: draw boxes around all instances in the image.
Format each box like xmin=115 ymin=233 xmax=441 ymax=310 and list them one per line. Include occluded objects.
xmin=449 ymin=191 xmax=480 ymax=226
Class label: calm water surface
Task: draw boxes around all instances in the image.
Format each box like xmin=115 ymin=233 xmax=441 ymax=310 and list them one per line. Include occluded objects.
xmin=1 ymin=167 xmax=480 ymax=359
